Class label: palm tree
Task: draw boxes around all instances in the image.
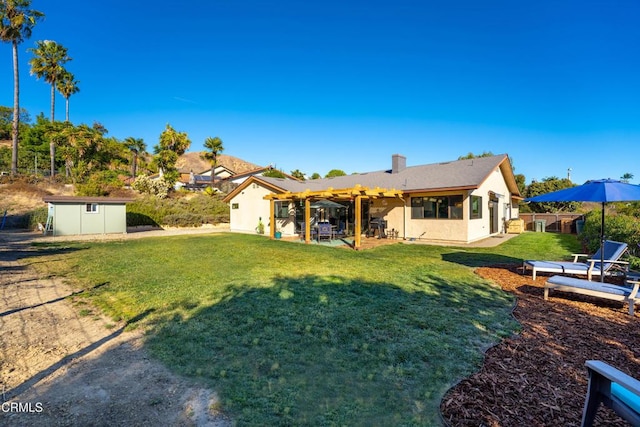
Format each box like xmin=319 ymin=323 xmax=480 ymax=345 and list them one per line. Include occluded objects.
xmin=621 ymin=173 xmax=634 ymax=184
xmin=0 ymin=0 xmax=44 ymax=176
xmin=28 ymin=40 xmax=71 ymax=122
xmin=124 ymin=137 xmax=146 ymax=179
xmin=201 ymin=136 xmax=224 ymax=187
xmin=56 ymin=70 xmax=79 ymax=122
xmin=28 ymin=39 xmax=71 ymax=179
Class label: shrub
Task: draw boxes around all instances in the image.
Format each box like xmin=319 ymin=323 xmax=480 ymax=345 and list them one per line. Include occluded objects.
xmin=132 ymin=175 xmax=171 ymax=198
xmin=162 ymin=213 xmax=209 ymax=227
xmin=76 ymin=181 xmax=109 ymax=197
xmin=126 ymin=194 xmax=229 ymax=227
xmin=582 ymin=210 xmax=640 ymax=269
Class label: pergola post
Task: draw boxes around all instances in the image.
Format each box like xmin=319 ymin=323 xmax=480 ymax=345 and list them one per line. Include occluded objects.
xmin=269 ymin=199 xmax=276 ymax=238
xmin=305 ymin=198 xmax=311 ymax=244
xmin=354 ymin=195 xmax=362 ymax=249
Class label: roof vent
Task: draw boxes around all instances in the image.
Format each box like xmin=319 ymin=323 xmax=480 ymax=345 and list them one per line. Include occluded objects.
xmin=392 ymin=154 xmax=406 ymax=174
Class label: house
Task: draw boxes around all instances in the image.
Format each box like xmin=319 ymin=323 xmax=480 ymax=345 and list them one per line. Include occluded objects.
xmin=42 ymin=196 xmax=133 ymax=236
xmin=222 ymin=154 xmax=522 ymax=248
xmin=218 ymin=165 xmax=300 ymax=186
xmin=173 ymin=165 xmax=232 ymax=190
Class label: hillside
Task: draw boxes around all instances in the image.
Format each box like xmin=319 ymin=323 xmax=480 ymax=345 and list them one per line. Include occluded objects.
xmin=176 ymin=152 xmax=261 ymax=174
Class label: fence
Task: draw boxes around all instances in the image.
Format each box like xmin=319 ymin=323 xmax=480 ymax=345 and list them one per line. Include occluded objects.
xmin=518 ymin=213 xmax=585 ymax=233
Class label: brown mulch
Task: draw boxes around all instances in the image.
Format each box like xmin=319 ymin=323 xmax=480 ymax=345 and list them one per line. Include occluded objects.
xmin=440 ymin=265 xmax=640 ymax=427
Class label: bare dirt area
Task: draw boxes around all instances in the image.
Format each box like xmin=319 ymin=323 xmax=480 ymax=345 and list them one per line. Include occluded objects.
xmin=0 ymin=231 xmax=231 ymax=427
xmin=441 ymin=265 xmax=640 ymax=427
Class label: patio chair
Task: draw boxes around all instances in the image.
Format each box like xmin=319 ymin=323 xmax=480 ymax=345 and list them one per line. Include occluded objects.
xmin=581 ymin=360 xmax=640 ymax=426
xmin=523 ymin=240 xmax=629 ymax=280
xmin=317 ymin=222 xmax=333 ymax=242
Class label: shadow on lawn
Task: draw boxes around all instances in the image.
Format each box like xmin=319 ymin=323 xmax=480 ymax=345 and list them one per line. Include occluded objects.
xmin=0 ymin=242 xmax=88 ymax=263
xmin=145 ymin=273 xmax=518 ymax=426
xmin=441 ymin=250 xmax=522 ymax=268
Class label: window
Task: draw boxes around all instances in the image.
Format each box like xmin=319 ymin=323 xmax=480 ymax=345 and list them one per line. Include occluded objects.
xmin=470 ymin=196 xmax=482 ymax=219
xmin=275 ymin=201 xmax=289 ymax=219
xmin=231 ymin=203 xmax=239 ymax=209
xmin=411 ymin=196 xmax=463 ymax=219
xmin=85 ymin=203 xmax=98 ymax=213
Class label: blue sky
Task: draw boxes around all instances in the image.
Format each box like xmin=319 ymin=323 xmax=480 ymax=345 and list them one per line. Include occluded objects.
xmin=2 ymin=0 xmax=640 ymax=184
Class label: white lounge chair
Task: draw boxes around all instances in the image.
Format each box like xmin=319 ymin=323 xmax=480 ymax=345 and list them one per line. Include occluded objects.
xmin=544 ymin=276 xmax=640 ymax=315
xmin=523 ymin=240 xmax=628 ymax=280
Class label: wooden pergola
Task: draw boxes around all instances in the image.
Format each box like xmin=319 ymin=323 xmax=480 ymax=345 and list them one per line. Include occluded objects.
xmin=263 ymin=185 xmax=403 ymax=249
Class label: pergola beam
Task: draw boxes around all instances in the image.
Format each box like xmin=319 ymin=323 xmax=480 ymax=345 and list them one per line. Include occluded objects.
xmin=263 ymin=186 xmax=403 ymax=201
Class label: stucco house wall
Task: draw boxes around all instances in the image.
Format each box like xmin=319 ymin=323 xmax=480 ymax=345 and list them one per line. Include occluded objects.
xmin=228 ymin=182 xmax=273 ymax=234
xmin=467 ymin=166 xmax=514 ymax=242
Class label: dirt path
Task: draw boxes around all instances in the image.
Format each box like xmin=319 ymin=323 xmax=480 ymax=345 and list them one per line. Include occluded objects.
xmin=0 ymin=231 xmax=230 ymax=426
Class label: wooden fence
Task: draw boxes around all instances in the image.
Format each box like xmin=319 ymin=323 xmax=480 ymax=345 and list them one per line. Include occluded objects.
xmin=518 ymin=213 xmax=585 ymax=233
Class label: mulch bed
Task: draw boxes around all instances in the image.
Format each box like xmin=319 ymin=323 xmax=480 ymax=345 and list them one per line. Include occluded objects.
xmin=440 ymin=265 xmax=640 ymax=427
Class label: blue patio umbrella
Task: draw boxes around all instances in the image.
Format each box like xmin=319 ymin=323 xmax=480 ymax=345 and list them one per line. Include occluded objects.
xmin=526 ymin=179 xmax=640 ymax=281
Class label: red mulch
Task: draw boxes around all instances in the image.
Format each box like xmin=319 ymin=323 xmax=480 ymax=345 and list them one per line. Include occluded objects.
xmin=440 ymin=265 xmax=640 ymax=427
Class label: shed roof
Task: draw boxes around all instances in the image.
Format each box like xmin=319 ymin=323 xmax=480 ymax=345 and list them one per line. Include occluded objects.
xmin=43 ymin=196 xmax=135 ymax=204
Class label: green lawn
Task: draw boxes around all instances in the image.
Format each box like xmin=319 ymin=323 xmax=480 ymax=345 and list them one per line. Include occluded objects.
xmin=32 ymin=232 xmax=580 ymax=425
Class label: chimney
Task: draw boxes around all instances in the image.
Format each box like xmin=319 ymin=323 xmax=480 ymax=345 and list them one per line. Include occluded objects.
xmin=392 ymin=154 xmax=406 ymax=174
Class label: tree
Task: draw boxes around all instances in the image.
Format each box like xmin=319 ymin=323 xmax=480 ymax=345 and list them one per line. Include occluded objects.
xmin=200 ymin=136 xmax=223 ymax=187
xmin=310 ymin=172 xmax=321 ymax=180
xmin=0 ymin=0 xmax=44 ymax=176
xmin=56 ymin=70 xmax=79 ymax=122
xmin=325 ymin=169 xmax=346 ymax=178
xmin=458 ymin=151 xmax=494 ymax=160
xmin=290 ymin=169 xmax=305 ymax=180
xmin=29 ymin=40 xmax=71 ymax=179
xmin=0 ymin=105 xmax=30 ymax=139
xmin=28 ymin=40 xmax=71 ymax=122
xmin=153 ymin=124 xmax=190 ymax=186
xmin=621 ymin=173 xmax=634 ymax=184
xmin=124 ymin=137 xmax=146 ymax=179
xmin=514 ymin=173 xmax=526 ymax=196
xmin=524 ymin=176 xmax=579 ymax=213
xmin=262 ymin=168 xmax=286 ymax=178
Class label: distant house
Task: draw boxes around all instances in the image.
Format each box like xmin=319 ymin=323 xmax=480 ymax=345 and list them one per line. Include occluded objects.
xmin=42 ymin=196 xmax=133 ymax=236
xmin=219 ymin=165 xmax=300 ymax=186
xmin=173 ymin=165 xmax=233 ymax=190
xmin=223 ymin=154 xmax=521 ymax=248
xmin=177 ymin=165 xmax=298 ymax=191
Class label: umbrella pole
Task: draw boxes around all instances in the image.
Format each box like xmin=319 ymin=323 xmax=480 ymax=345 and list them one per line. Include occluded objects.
xmin=600 ymin=202 xmax=605 ymax=282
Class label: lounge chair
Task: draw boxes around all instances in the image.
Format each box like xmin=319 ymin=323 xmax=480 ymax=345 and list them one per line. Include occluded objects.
xmin=544 ymin=276 xmax=640 ymax=315
xmin=581 ymin=360 xmax=640 ymax=426
xmin=523 ymin=240 xmax=628 ymax=280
